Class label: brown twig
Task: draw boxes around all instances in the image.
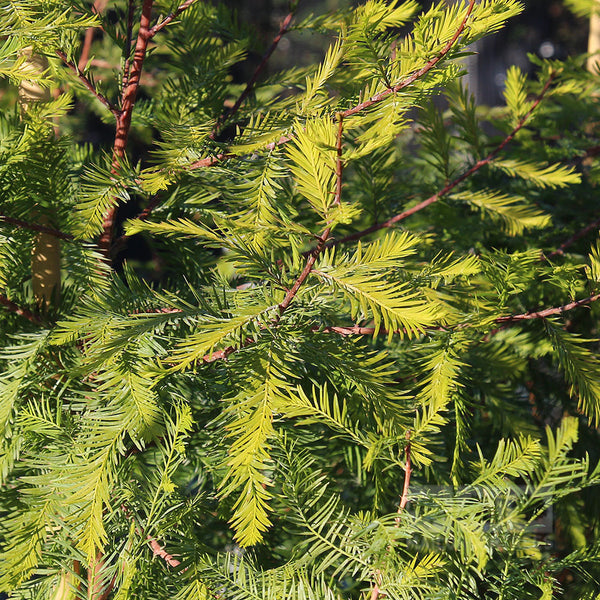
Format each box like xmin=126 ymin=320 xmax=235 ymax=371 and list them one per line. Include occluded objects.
xmin=146 ymin=0 xmax=197 ymax=39
xmin=331 ymin=70 xmax=558 ymax=247
xmin=148 ymin=538 xmax=182 ymax=567
xmin=495 ymin=292 xmax=600 ymax=323
xmin=144 ymin=287 xmax=600 ymax=368
xmin=396 ymin=432 xmax=412 ymax=521
xmin=215 ymin=10 xmax=295 ymax=135
xmin=78 ymin=0 xmax=109 ymax=72
xmin=547 ymin=217 xmax=600 ymax=258
xmin=55 ymin=49 xmax=119 ymax=117
xmin=0 ymin=294 xmax=42 ymax=324
xmin=0 ymin=215 xmax=73 ymax=240
xmin=99 ymin=0 xmax=154 ymax=255
xmin=189 ymin=0 xmax=475 ymax=172
xmin=322 ymin=291 xmax=600 ymax=335
xmin=371 ymin=432 xmax=412 ymax=600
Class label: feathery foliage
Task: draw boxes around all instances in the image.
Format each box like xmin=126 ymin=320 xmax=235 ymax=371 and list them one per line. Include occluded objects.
xmin=1 ymin=0 xmax=600 ymax=598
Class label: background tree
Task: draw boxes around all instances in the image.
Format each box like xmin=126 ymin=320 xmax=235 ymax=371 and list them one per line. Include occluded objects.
xmin=1 ymin=1 xmax=600 ymax=599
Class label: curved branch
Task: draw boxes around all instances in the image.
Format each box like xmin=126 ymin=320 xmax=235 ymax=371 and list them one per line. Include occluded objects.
xmin=155 ymin=289 xmax=600 ymax=368
xmin=220 ymin=10 xmax=295 ymax=130
xmin=148 ymin=538 xmax=182 ymax=568
xmin=187 ymin=0 xmax=476 ymax=172
xmin=99 ymin=0 xmax=154 ymax=256
xmin=371 ymin=431 xmax=412 ymax=600
xmin=548 ymin=216 xmax=600 ymax=258
xmin=132 ymin=0 xmax=478 ymax=228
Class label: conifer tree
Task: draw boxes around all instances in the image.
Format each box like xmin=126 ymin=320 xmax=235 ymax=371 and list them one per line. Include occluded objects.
xmin=1 ymin=0 xmax=600 ymax=598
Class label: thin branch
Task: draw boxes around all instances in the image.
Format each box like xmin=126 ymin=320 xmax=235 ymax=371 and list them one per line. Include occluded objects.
xmin=217 ymin=10 xmax=295 ymax=133
xmin=188 ymin=0 xmax=475 ymax=172
xmin=396 ymin=431 xmax=412 ymax=521
xmin=278 ymin=113 xmax=345 ymax=315
xmin=0 ymin=215 xmax=73 ymax=240
xmin=332 ymin=70 xmax=558 ymax=247
xmin=78 ymin=0 xmax=109 ymax=72
xmin=146 ymin=0 xmax=197 ymax=39
xmin=326 ymin=291 xmax=600 ymax=337
xmin=547 ymin=216 xmax=600 ymax=258
xmin=55 ymin=50 xmax=119 ymax=117
xmin=343 ymin=0 xmax=476 ymax=119
xmin=495 ymin=292 xmax=600 ymax=323
xmin=114 ymin=0 xmax=154 ymax=157
xmin=371 ymin=432 xmax=412 ymax=600
xmin=148 ymin=288 xmax=600 ymax=367
xmin=0 ymin=294 xmax=42 ymax=324
xmin=99 ymin=0 xmax=154 ymax=256
xmin=134 ymin=0 xmax=475 ymax=224
xmin=188 ymin=151 xmax=240 ymax=170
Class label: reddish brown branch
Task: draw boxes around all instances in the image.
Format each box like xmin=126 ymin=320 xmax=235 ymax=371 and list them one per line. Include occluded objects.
xmin=147 ymin=290 xmax=600 ymax=368
xmin=326 ymin=291 xmax=600 ymax=337
xmin=114 ymin=0 xmax=153 ymax=157
xmin=55 ymin=49 xmax=119 ymax=116
xmin=0 ymin=215 xmax=73 ymax=240
xmin=146 ymin=0 xmax=197 ymax=39
xmin=396 ymin=432 xmax=412 ymax=521
xmin=134 ymin=0 xmax=476 ymax=226
xmin=99 ymin=0 xmax=154 ymax=256
xmin=496 ymin=292 xmax=600 ymax=323
xmin=278 ymin=114 xmax=345 ymax=315
xmin=371 ymin=432 xmax=412 ymax=600
xmin=332 ymin=70 xmax=558 ymax=247
xmin=343 ymin=0 xmax=476 ymax=119
xmin=0 ymin=294 xmax=42 ymax=324
xmin=78 ymin=0 xmax=108 ymax=72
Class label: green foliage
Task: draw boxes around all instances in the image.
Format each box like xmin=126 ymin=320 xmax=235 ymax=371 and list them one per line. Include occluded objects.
xmin=1 ymin=0 xmax=600 ymax=599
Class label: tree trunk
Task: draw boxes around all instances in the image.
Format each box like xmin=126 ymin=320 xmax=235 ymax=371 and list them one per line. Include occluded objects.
xmin=588 ymin=0 xmax=600 ymax=73
xmin=18 ymin=49 xmax=61 ymax=311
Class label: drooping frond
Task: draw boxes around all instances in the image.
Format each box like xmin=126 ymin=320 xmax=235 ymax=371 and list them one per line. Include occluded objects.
xmin=491 ymin=158 xmax=581 ymax=189
xmin=545 ymin=321 xmax=600 ymax=425
xmin=452 ymin=189 xmax=551 ymax=235
xmin=313 ymin=234 xmax=446 ymax=337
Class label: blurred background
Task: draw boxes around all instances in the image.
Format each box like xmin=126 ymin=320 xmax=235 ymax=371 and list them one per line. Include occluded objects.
xmin=224 ymin=0 xmax=590 ymax=105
